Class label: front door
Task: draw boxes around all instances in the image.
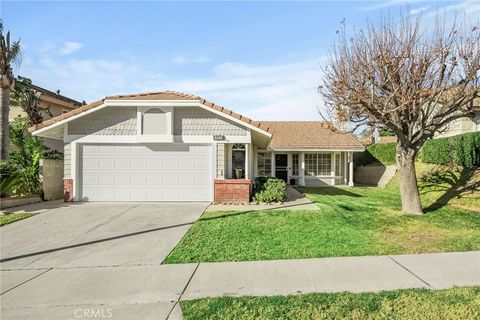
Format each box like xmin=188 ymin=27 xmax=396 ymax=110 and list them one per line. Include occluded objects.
xmin=275 ymin=154 xmax=288 ymax=183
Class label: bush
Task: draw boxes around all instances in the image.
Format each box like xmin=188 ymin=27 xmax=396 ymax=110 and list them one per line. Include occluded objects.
xmin=420 ymin=132 xmax=480 ymax=167
xmin=8 ymin=118 xmax=44 ymax=196
xmin=355 ymin=142 xmax=397 ymax=166
xmin=253 ymin=177 xmax=287 ymax=203
xmin=379 ymin=129 xmax=395 ymax=136
xmin=0 ymin=161 xmax=17 ymax=197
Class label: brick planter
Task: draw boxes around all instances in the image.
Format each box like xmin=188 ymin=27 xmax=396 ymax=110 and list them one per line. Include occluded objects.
xmin=64 ymin=178 xmax=74 ymax=202
xmin=214 ymin=179 xmax=251 ymax=204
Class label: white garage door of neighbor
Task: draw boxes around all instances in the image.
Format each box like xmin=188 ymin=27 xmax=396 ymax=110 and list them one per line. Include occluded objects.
xmin=79 ymin=144 xmax=213 ymax=201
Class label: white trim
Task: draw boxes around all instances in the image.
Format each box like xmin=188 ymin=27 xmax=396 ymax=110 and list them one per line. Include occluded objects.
xmin=300 ymin=152 xmax=305 ymax=186
xmin=196 ymin=103 xmax=271 ymax=138
xmin=211 ymin=142 xmax=217 ymax=201
xmin=245 ymin=143 xmax=249 ymax=179
xmin=32 ymin=99 xmax=272 ymax=140
xmin=136 ymin=108 xmax=142 ymax=135
xmin=270 ymin=148 xmax=365 ymax=152
xmin=107 ymin=100 xmax=199 ymax=106
xmin=64 ymin=134 xmax=251 ymax=144
xmin=305 ymin=175 xmax=342 ymax=179
xmin=348 ymin=151 xmax=354 ymax=187
xmin=71 ymin=142 xmax=78 ymax=201
xmin=174 ymin=135 xmax=251 ymax=144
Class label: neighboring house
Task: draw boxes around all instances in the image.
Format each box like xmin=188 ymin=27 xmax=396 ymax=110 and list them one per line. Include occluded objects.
xmin=10 ymin=78 xmax=83 ymax=150
xmin=434 ymin=98 xmax=480 ymax=139
xmin=29 ymin=91 xmax=364 ymax=203
xmin=435 ymin=112 xmax=480 ymax=138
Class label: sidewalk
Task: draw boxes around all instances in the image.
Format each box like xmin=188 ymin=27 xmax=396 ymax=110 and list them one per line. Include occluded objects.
xmin=180 ymin=251 xmax=480 ymax=300
xmin=1 ymin=251 xmax=479 ymax=320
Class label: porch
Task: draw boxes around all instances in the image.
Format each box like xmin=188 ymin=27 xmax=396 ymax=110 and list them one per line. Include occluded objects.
xmin=213 ymin=141 xmax=356 ymax=203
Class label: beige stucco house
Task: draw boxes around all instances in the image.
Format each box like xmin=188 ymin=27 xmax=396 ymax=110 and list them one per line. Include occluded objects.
xmin=435 ymin=112 xmax=480 ymax=138
xmin=30 ymin=91 xmax=364 ymax=203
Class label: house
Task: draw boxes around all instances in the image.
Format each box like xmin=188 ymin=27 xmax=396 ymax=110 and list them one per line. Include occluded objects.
xmin=435 ymin=111 xmax=480 ymax=138
xmin=10 ymin=77 xmax=83 ymax=151
xmin=29 ymin=91 xmax=364 ymax=203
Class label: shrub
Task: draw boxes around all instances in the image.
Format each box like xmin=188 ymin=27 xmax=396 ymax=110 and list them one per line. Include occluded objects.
xmin=379 ymin=129 xmax=395 ymax=136
xmin=355 ymin=142 xmax=396 ymax=166
xmin=253 ymin=177 xmax=287 ymax=203
xmin=420 ymin=132 xmax=480 ymax=167
xmin=419 ymin=138 xmax=451 ymax=165
xmin=0 ymin=161 xmax=17 ymax=197
xmin=8 ymin=118 xmax=45 ymax=196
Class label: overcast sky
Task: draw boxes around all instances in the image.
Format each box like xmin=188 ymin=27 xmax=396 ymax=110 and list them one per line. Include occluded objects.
xmin=3 ymin=0 xmax=479 ymax=120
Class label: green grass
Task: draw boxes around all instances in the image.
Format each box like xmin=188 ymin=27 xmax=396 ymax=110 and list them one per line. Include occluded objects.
xmin=0 ymin=212 xmax=34 ymax=226
xmin=164 ymin=164 xmax=479 ymax=264
xmin=181 ymin=286 xmax=480 ymax=320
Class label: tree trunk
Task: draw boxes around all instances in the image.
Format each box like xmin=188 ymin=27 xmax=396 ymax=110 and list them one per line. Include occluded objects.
xmin=0 ymin=88 xmax=10 ymax=161
xmin=396 ymin=146 xmax=423 ymax=214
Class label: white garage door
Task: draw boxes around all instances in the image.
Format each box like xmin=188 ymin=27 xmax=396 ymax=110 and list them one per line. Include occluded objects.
xmin=79 ymin=144 xmax=212 ymax=201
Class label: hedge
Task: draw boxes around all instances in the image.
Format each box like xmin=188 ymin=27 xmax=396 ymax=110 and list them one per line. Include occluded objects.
xmin=355 ymin=142 xmax=397 ymax=166
xmin=356 ymin=132 xmax=480 ymax=167
xmin=420 ymin=132 xmax=480 ymax=167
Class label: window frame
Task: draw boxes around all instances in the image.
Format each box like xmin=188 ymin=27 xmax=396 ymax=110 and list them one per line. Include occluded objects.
xmin=257 ymin=151 xmax=272 ymax=177
xmin=292 ymin=154 xmax=299 ymax=176
xmin=304 ymin=153 xmax=335 ymax=177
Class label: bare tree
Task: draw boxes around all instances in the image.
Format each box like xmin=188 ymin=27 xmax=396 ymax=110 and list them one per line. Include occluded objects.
xmin=0 ymin=20 xmax=22 ymax=160
xmin=320 ymin=14 xmax=480 ymax=214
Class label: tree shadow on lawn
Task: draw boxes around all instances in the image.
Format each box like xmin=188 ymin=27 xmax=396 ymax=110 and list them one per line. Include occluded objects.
xmin=298 ymin=187 xmax=364 ymax=197
xmin=420 ymin=166 xmax=480 ymax=213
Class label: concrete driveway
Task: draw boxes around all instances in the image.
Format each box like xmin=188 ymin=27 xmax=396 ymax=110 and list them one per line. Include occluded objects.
xmin=1 ymin=202 xmax=208 ymax=319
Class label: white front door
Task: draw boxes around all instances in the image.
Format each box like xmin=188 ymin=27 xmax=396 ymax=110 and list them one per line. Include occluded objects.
xmin=79 ymin=144 xmax=212 ymax=201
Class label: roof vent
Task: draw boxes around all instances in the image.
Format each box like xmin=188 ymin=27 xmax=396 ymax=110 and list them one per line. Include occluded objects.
xmin=56 ymin=90 xmax=60 ymax=95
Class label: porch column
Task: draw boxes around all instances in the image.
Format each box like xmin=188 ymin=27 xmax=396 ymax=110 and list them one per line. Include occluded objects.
xmin=271 ymin=151 xmax=276 ymax=177
xmin=300 ymin=152 xmax=305 ymax=186
xmin=245 ymin=143 xmax=250 ymax=179
xmin=348 ymin=151 xmax=354 ymax=187
xmin=343 ymin=152 xmax=348 ymax=184
xmin=330 ymin=153 xmax=336 ymax=186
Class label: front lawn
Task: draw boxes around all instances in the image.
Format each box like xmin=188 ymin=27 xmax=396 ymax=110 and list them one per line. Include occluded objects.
xmin=181 ymin=286 xmax=480 ymax=320
xmin=0 ymin=212 xmax=34 ymax=226
xmin=164 ymin=164 xmax=479 ymax=264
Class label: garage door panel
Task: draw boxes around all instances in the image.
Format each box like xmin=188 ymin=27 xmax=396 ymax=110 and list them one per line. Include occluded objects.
xmin=80 ymin=144 xmax=212 ymax=201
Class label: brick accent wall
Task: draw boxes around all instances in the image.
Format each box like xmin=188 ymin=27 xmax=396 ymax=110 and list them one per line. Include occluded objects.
xmin=214 ymin=179 xmax=251 ymax=204
xmin=64 ymin=178 xmax=74 ymax=202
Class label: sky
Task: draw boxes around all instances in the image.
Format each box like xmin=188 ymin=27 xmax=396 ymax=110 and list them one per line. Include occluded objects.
xmin=2 ymin=0 xmax=479 ymax=120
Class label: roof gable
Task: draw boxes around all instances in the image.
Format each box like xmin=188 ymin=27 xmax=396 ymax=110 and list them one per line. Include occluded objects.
xmin=29 ymin=91 xmax=271 ymax=136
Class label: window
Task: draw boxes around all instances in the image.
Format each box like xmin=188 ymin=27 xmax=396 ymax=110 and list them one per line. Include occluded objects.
xmin=305 ymin=154 xmax=317 ymax=176
xmin=232 ymin=144 xmax=246 ymax=178
xmin=292 ymin=154 xmax=299 ymax=176
xmin=335 ymin=154 xmax=341 ymax=176
xmin=257 ymin=152 xmax=272 ymax=176
xmin=318 ymin=154 xmax=331 ymax=175
xmin=305 ymin=154 xmax=333 ymax=176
